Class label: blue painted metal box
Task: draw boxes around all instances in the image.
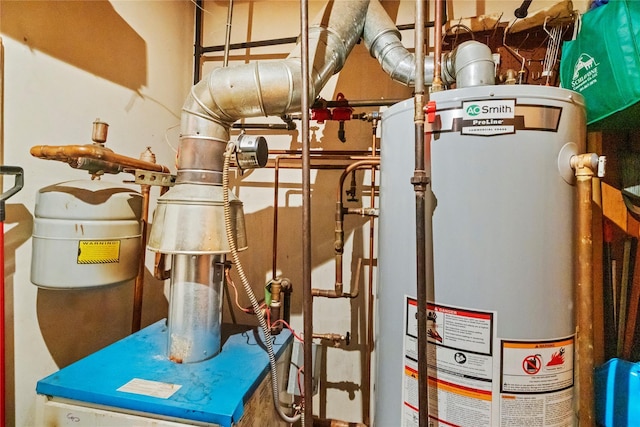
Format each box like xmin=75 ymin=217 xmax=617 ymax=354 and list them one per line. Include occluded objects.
xmin=36 ymin=320 xmax=292 ymax=427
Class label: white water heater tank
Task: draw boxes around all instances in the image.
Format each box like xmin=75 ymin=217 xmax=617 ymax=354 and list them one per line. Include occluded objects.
xmin=376 ymin=85 xmax=585 ymax=427
xmin=31 ymin=180 xmax=142 ymax=289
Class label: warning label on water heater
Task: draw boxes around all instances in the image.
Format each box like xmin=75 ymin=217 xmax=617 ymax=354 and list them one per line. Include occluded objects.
xmin=461 ymin=99 xmax=516 ymax=136
xmin=402 ymin=297 xmax=496 ymax=427
xmin=501 ymin=337 xmax=574 ymax=394
xmin=499 ymin=337 xmax=574 ymax=427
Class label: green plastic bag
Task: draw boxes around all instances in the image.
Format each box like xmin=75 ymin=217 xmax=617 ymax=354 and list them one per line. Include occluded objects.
xmin=560 ymin=0 xmax=640 ymax=126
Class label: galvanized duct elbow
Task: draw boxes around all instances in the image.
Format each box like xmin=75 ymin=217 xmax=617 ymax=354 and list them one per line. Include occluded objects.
xmin=363 ymin=0 xmax=494 ymax=88
xmin=441 ymin=40 xmax=495 ymax=88
xmin=363 ymin=0 xmax=434 ymax=87
xmin=179 ymin=0 xmax=370 ymax=176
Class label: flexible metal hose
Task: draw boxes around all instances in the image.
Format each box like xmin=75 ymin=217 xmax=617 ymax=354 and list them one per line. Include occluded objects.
xmin=222 ymin=145 xmax=301 ymax=424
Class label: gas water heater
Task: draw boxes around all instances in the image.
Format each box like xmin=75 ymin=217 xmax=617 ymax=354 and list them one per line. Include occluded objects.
xmin=376 ymin=85 xmax=585 ymax=427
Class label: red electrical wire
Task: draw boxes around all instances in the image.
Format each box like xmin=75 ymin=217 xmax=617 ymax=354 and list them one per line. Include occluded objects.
xmin=225 ymin=268 xmax=259 ymax=314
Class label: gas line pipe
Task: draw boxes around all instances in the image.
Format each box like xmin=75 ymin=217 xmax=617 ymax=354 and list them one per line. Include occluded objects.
xmin=571 ymin=152 xmax=605 ymax=427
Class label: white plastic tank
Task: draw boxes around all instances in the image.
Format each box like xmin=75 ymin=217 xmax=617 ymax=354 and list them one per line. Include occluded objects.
xmin=376 ymin=85 xmax=585 ymax=427
xmin=31 ymin=180 xmax=142 ymax=288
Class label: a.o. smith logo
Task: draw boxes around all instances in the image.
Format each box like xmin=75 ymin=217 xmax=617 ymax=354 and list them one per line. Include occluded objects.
xmin=466 ymin=104 xmax=481 ymax=116
xmin=571 ymin=53 xmax=599 ymax=92
xmin=461 ymin=99 xmax=515 ymax=136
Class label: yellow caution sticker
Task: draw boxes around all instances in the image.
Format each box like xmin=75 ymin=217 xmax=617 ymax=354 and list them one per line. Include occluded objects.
xmin=77 ymin=240 xmax=121 ymax=264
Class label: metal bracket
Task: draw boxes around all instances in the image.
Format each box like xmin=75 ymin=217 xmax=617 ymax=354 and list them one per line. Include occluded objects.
xmin=134 ymin=169 xmax=176 ymax=187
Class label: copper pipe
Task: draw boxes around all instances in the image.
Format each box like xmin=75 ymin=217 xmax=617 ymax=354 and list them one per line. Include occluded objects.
xmin=268 ymin=149 xmax=376 ymax=156
xmin=30 ymin=144 xmax=169 ymax=174
xmin=572 ymin=153 xmax=598 ymax=427
xmin=0 ymin=36 xmax=6 ymax=427
xmin=265 ymin=157 xmax=376 ymax=169
xmin=131 ymin=184 xmax=150 ymax=333
xmin=364 ymin=121 xmax=378 ymax=426
xmin=272 ymin=156 xmax=282 ymax=279
xmin=311 ymin=159 xmax=379 ymax=299
xmin=312 ymin=332 xmax=348 ymax=346
xmin=432 ymin=0 xmax=444 ymax=92
xmin=271 ymin=154 xmax=380 ymax=280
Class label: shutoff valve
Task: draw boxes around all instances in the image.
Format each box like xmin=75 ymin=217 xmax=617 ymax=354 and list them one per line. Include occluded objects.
xmin=310 ymin=93 xmax=354 ymax=143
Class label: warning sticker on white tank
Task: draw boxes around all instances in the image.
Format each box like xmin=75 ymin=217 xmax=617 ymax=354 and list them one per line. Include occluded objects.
xmin=501 ymin=337 xmax=574 ymax=394
xmin=500 ymin=388 xmax=574 ymax=427
xmin=500 ymin=338 xmax=575 ymax=426
xmin=77 ymin=240 xmax=121 ymax=264
xmin=402 ymin=297 xmax=497 ymax=427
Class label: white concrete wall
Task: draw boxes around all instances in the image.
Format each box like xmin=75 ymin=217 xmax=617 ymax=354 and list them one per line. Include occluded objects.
xmin=0 ymin=0 xmax=589 ymax=426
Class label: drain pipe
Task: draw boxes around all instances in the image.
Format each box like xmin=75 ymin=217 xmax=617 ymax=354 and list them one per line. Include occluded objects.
xmin=411 ymin=1 xmax=430 ymax=426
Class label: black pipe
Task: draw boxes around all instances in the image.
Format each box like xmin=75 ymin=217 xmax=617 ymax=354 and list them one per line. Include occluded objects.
xmin=300 ymin=0 xmax=313 ymax=424
xmin=199 ymin=22 xmax=444 ymax=55
xmin=193 ymin=0 xmax=203 ymax=83
xmin=412 ymin=1 xmax=432 ymax=426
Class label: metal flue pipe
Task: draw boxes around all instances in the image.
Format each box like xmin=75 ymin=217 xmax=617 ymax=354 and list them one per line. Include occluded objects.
xmin=363 ymin=0 xmax=494 ymax=89
xmin=181 ymin=1 xmax=369 ymax=153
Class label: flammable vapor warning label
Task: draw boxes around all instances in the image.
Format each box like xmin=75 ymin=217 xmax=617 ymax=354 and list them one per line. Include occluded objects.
xmin=501 ymin=337 xmax=574 ymax=394
xmin=77 ymin=240 xmax=121 ymax=264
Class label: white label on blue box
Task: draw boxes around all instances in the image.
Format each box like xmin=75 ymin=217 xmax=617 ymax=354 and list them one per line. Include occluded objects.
xmin=117 ymin=378 xmax=182 ymax=399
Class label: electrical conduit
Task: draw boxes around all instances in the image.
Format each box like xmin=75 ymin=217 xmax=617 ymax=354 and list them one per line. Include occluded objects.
xmin=222 ymin=144 xmax=299 ymax=423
